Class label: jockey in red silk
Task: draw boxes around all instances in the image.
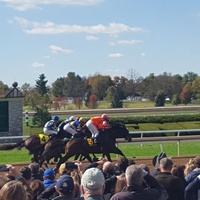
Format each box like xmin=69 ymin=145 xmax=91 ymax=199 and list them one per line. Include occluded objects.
xmin=43 ymin=116 xmax=59 ymax=138
xmin=86 ymin=114 xmax=109 ymax=143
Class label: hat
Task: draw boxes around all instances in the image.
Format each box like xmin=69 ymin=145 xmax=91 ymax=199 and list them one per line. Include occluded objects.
xmin=152 ymin=152 xmax=167 ymax=167
xmin=43 ymin=168 xmax=55 ymax=180
xmin=28 ymin=163 xmax=39 ymax=175
xmin=159 ymin=157 xmax=173 ymax=169
xmin=81 ymin=168 xmax=105 ymax=191
xmin=56 ymin=175 xmax=74 ymax=194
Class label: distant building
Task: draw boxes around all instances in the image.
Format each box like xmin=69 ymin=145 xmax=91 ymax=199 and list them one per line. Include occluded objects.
xmin=0 ymin=82 xmax=24 ymax=143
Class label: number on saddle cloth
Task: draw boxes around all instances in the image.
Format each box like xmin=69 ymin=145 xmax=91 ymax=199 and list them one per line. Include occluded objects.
xmin=87 ymin=138 xmax=94 ymax=146
xmin=38 ymin=133 xmax=49 ymax=144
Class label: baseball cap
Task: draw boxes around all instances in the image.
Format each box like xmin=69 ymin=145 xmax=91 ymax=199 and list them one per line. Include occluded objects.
xmin=43 ymin=168 xmax=55 ymax=180
xmin=81 ymin=168 xmax=105 ymax=191
xmin=56 ymin=175 xmax=74 ymax=194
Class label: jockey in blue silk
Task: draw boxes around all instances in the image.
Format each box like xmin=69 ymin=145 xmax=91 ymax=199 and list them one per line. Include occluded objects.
xmin=63 ymin=117 xmax=85 ymax=138
xmin=43 ymin=116 xmax=59 ymax=138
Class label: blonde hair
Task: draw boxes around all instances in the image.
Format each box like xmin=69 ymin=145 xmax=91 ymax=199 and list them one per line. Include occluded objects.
xmin=0 ymin=180 xmax=28 ymax=200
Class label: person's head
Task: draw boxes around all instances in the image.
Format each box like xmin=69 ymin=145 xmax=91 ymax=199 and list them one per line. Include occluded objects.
xmin=101 ymin=114 xmax=109 ymax=122
xmin=79 ymin=117 xmax=85 ymax=124
xmin=0 ymin=180 xmax=28 ymax=200
xmin=20 ymin=166 xmax=32 ymax=181
xmin=81 ymin=168 xmax=105 ymax=196
xmin=115 ymin=173 xmax=126 ymax=193
xmin=30 ymin=180 xmax=45 ymax=199
xmin=194 ymin=156 xmax=200 ymax=168
xmin=59 ymin=163 xmax=70 ymax=175
xmin=0 ymin=175 xmax=8 ymax=189
xmin=159 ymin=157 xmax=173 ymax=172
xmin=116 ymin=156 xmax=129 ymax=172
xmin=55 ymin=175 xmax=74 ymax=195
xmin=52 ymin=115 xmax=59 ymax=122
xmin=28 ymin=163 xmax=40 ymax=176
xmin=125 ymin=165 xmax=143 ymax=186
xmin=43 ymin=168 xmax=55 ymax=181
xmin=69 ymin=116 xmax=76 ymax=121
xmin=102 ymin=161 xmax=114 ymax=174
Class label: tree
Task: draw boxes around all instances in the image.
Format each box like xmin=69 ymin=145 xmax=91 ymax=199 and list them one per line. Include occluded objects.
xmin=32 ymin=105 xmax=51 ymax=127
xmin=88 ymin=74 xmax=113 ymax=100
xmin=180 ymin=87 xmax=191 ymax=105
xmin=51 ymin=77 xmax=65 ymax=97
xmin=106 ymin=86 xmax=123 ymax=108
xmin=0 ymin=81 xmax=9 ymax=96
xmin=35 ymin=74 xmax=48 ymax=96
xmin=154 ymin=90 xmax=165 ymax=107
xmin=88 ymin=94 xmax=98 ymax=109
xmin=171 ymin=94 xmax=181 ymax=106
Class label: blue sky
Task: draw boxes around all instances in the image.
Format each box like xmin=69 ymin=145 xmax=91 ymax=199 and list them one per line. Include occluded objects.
xmin=1 ymin=0 xmax=200 ymax=87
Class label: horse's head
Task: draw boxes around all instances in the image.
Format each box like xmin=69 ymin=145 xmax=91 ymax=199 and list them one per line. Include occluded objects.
xmin=108 ymin=122 xmax=132 ymax=142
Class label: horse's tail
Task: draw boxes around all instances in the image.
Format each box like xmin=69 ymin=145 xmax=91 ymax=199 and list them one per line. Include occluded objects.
xmin=0 ymin=140 xmax=25 ymax=150
xmin=16 ymin=140 xmax=25 ymax=150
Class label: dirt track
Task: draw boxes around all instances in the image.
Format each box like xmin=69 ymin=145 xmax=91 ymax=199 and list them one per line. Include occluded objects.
xmin=7 ymin=156 xmax=195 ymax=172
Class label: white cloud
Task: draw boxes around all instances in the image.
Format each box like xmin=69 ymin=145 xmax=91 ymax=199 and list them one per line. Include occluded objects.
xmin=14 ymin=17 xmax=146 ymax=35
xmin=117 ymin=39 xmax=143 ymax=45
xmin=49 ymin=45 xmax=74 ymax=54
xmin=1 ymin=0 xmax=104 ymax=11
xmin=108 ymin=53 xmax=124 ymax=58
xmin=85 ymin=35 xmax=98 ymax=40
xmin=32 ymin=62 xmax=45 ymax=68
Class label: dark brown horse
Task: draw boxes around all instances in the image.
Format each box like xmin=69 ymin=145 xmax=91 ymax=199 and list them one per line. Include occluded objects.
xmin=53 ymin=122 xmax=131 ymax=172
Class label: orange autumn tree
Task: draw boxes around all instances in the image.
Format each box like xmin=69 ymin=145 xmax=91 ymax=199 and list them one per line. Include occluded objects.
xmin=180 ymin=87 xmax=191 ymax=105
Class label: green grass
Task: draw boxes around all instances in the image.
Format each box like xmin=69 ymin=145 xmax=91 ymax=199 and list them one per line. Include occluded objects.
xmin=0 ymin=142 xmax=199 ymax=164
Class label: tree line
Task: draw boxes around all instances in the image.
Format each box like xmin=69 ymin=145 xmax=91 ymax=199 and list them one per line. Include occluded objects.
xmin=0 ymin=70 xmax=200 ymax=110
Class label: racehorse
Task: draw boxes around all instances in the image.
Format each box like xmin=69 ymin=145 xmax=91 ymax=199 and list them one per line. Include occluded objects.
xmin=53 ymin=122 xmax=131 ymax=172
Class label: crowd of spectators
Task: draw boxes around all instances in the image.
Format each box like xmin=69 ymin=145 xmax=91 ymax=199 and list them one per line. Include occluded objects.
xmin=0 ymin=154 xmax=200 ymax=200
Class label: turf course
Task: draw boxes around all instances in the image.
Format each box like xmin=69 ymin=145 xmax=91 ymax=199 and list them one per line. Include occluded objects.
xmin=0 ymin=142 xmax=200 ymax=164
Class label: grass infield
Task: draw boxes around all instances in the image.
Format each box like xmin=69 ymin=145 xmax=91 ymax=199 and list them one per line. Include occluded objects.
xmin=0 ymin=142 xmax=200 ymax=164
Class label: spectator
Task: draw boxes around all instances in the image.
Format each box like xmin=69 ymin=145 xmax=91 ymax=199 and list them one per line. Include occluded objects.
xmin=0 ymin=175 xmax=8 ymax=189
xmin=81 ymin=167 xmax=105 ymax=200
xmin=30 ymin=180 xmax=45 ymax=200
xmin=28 ymin=163 xmax=43 ymax=181
xmin=151 ymin=152 xmax=167 ymax=177
xmin=0 ymin=180 xmax=29 ymax=200
xmin=20 ymin=166 xmax=32 ymax=185
xmin=185 ymin=156 xmax=200 ymax=184
xmin=53 ymin=174 xmax=77 ymax=200
xmin=185 ymin=174 xmax=200 ymax=200
xmin=171 ymin=165 xmax=187 ymax=186
xmin=43 ymin=168 xmax=56 ymax=188
xmin=155 ymin=157 xmax=185 ymax=200
xmin=110 ymin=164 xmax=165 ymax=200
xmin=114 ymin=173 xmax=126 ymax=194
xmin=114 ymin=156 xmax=129 ymax=174
xmin=184 ymin=159 xmax=195 ymax=177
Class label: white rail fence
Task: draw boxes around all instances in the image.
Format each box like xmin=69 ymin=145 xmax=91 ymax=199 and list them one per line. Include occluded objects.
xmin=0 ymin=129 xmax=200 ymax=156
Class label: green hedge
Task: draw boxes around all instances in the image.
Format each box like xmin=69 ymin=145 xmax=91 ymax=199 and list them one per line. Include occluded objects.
xmin=110 ymin=113 xmax=200 ymax=124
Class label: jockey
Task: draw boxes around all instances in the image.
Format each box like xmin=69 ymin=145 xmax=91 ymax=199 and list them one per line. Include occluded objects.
xmin=63 ymin=116 xmax=77 ymax=137
xmin=43 ymin=116 xmax=60 ymax=139
xmin=86 ymin=114 xmax=109 ymax=143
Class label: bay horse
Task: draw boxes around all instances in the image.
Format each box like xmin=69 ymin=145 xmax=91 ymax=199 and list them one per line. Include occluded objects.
xmin=53 ymin=122 xmax=131 ymax=172
xmin=18 ymin=127 xmax=72 ymax=163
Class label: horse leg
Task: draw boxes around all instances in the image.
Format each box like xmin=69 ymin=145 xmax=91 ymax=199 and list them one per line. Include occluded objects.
xmin=110 ymin=147 xmax=126 ymax=159
xmin=82 ymin=153 xmax=93 ymax=163
xmin=54 ymin=154 xmax=72 ymax=173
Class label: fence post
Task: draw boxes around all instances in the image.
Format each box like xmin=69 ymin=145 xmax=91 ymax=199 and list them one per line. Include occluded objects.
xmin=25 ymin=110 xmax=29 ymax=126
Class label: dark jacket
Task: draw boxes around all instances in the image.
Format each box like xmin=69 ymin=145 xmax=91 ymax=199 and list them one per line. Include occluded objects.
xmin=155 ymin=172 xmax=185 ymax=200
xmin=37 ymin=183 xmax=58 ymax=200
xmin=185 ymin=169 xmax=200 ymax=184
xmin=185 ymin=176 xmax=200 ymax=200
xmin=110 ymin=173 xmax=164 ymax=200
